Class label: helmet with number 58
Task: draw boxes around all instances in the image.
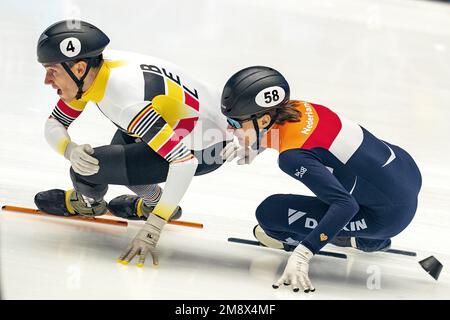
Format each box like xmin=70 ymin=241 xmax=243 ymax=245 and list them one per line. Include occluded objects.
xmin=221 ymin=66 xmax=290 ymax=121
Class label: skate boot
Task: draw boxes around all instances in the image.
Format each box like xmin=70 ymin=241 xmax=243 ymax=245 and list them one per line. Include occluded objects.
xmin=107 ymin=195 xmax=182 ymax=221
xmin=330 ymin=236 xmax=391 ymax=252
xmin=253 ymin=225 xmax=295 ymax=251
xmin=34 ymin=189 xmax=107 ymax=217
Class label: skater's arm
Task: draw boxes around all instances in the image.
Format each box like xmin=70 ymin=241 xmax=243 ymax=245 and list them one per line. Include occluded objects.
xmin=126 ymin=103 xmax=198 ymax=220
xmin=278 ymin=148 xmax=359 ymax=254
xmin=152 ymin=155 xmax=198 ymax=220
xmin=45 ymin=99 xmax=86 ymax=155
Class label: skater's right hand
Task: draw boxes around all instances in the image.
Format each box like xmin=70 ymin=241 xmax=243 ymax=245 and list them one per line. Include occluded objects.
xmin=273 ymin=244 xmax=315 ymax=293
xmin=64 ymin=142 xmax=99 ymax=176
xmin=117 ymin=213 xmax=166 ymax=266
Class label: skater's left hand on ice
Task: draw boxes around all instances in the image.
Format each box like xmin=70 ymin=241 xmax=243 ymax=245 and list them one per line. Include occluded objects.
xmin=117 ymin=213 xmax=166 ymax=266
xmin=273 ymin=244 xmax=315 ymax=293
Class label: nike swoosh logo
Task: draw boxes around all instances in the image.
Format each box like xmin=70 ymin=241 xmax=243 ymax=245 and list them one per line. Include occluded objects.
xmin=381 ymin=141 xmax=396 ymax=167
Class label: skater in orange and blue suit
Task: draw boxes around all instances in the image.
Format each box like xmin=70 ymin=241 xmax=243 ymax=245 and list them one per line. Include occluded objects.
xmin=220 ymin=66 xmax=422 ymax=292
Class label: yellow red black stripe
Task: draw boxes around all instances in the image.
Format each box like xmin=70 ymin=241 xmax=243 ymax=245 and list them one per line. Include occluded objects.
xmin=143 ymin=71 xmax=165 ymax=101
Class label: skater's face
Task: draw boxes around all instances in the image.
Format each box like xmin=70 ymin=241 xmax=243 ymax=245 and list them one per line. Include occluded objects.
xmin=227 ymin=114 xmax=272 ymax=147
xmin=43 ymin=61 xmax=88 ymax=102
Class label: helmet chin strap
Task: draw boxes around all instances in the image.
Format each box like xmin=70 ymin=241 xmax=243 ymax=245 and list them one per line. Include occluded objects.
xmin=61 ymin=59 xmax=93 ymax=100
xmin=251 ymin=116 xmax=261 ymax=151
xmin=251 ymin=112 xmax=279 ymax=151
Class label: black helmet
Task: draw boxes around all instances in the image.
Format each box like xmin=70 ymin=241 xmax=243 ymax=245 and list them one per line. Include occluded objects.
xmin=37 ymin=20 xmax=110 ymax=64
xmin=221 ymin=66 xmax=290 ymax=121
xmin=37 ymin=20 xmax=110 ymax=99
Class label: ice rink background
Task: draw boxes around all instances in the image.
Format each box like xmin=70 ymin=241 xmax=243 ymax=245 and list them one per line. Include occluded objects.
xmin=0 ymin=0 xmax=450 ymax=299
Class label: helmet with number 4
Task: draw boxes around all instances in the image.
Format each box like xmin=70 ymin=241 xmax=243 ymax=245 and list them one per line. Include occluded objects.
xmin=37 ymin=20 xmax=110 ymax=99
xmin=37 ymin=20 xmax=110 ymax=64
xmin=221 ymin=66 xmax=290 ymax=121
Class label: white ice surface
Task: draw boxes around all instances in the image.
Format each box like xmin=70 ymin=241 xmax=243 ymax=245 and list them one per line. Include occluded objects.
xmin=1 ymin=0 xmax=450 ymax=299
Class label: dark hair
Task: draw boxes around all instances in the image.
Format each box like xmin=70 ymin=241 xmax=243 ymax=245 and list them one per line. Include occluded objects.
xmin=262 ymin=101 xmax=301 ymax=125
xmin=66 ymin=54 xmax=103 ymax=69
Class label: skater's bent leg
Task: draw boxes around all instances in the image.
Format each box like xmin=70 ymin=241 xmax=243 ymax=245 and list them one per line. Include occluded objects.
xmin=35 ymin=132 xmax=162 ymax=218
xmin=335 ymin=201 xmax=419 ymax=252
xmin=70 ymin=142 xmax=170 ymax=199
xmin=256 ymin=194 xmax=329 ymax=247
xmin=70 ymin=144 xmax=128 ymax=201
xmin=72 ymin=138 xmax=229 ymax=218
xmin=256 ymin=193 xmax=392 ymax=252
xmin=109 ymin=130 xmax=166 ymax=208
xmin=332 ymin=206 xmax=404 ymax=252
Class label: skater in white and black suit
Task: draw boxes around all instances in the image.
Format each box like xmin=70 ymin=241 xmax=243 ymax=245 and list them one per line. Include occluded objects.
xmin=34 ymin=20 xmax=232 ymax=266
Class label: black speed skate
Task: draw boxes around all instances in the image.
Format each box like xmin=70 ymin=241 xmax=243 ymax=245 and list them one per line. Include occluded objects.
xmin=330 ymin=236 xmax=391 ymax=252
xmin=34 ymin=189 xmax=107 ymax=217
xmin=108 ymin=195 xmax=182 ymax=221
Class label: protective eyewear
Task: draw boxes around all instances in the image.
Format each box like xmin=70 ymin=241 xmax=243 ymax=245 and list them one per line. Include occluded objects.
xmin=227 ymin=117 xmax=245 ymax=129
